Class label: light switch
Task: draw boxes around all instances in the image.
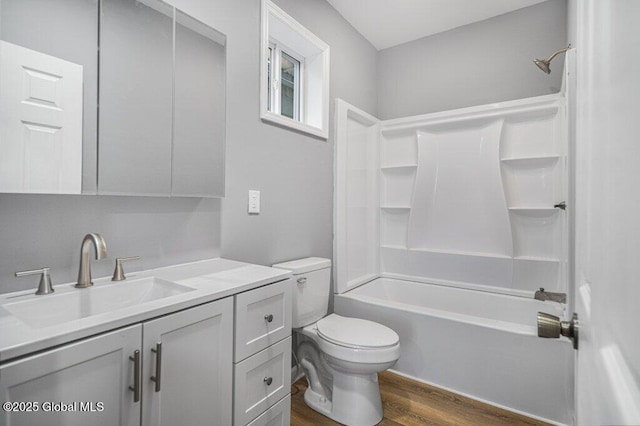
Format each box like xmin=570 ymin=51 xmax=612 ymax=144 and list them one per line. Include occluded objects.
xmin=248 ymin=190 xmax=260 ymax=214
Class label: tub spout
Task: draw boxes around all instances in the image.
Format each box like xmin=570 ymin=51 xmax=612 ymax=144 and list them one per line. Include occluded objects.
xmin=534 ymin=288 xmax=566 ymax=303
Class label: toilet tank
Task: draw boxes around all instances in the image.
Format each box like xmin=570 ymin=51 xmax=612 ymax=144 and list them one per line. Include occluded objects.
xmin=272 ymin=257 xmax=331 ymax=328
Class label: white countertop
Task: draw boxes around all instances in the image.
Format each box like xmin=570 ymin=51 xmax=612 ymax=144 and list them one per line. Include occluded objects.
xmin=0 ymin=258 xmax=291 ymax=363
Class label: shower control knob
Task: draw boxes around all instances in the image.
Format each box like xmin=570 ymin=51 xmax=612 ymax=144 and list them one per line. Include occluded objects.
xmin=537 ymin=312 xmax=579 ymax=350
xmin=554 ymin=201 xmax=567 ymax=210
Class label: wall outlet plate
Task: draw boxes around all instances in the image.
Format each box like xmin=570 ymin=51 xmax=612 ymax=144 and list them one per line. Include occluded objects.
xmin=248 ymin=190 xmax=260 ymax=214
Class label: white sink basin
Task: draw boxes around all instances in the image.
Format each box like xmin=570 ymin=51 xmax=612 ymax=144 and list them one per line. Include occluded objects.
xmin=4 ymin=277 xmax=194 ymax=329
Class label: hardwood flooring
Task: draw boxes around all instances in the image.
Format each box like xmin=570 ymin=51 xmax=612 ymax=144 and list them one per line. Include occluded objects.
xmin=291 ymin=371 xmax=550 ymax=426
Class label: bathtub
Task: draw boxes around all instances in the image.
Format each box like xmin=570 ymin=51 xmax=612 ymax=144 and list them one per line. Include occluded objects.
xmin=334 ymin=277 xmax=574 ymax=425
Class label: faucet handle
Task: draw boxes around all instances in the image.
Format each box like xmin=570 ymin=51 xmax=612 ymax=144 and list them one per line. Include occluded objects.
xmin=15 ymin=267 xmax=54 ymax=295
xmin=112 ymin=257 xmax=141 ymax=281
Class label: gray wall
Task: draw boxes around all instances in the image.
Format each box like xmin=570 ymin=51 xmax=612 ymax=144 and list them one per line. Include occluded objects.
xmin=377 ymin=0 xmax=567 ymax=119
xmin=0 ymin=194 xmax=221 ymax=294
xmin=0 ymin=0 xmax=377 ymax=293
xmin=166 ymin=0 xmax=378 ymax=267
xmin=0 ymin=0 xmax=566 ymax=294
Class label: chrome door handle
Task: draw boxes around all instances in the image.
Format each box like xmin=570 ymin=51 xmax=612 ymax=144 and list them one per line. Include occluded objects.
xmin=263 ymin=376 xmax=273 ymax=386
xmin=129 ymin=350 xmax=141 ymax=403
xmin=296 ymin=277 xmax=307 ymax=285
xmin=150 ymin=342 xmax=162 ymax=392
xmin=537 ymin=312 xmax=579 ymax=350
xmin=264 ymin=314 xmax=274 ymax=323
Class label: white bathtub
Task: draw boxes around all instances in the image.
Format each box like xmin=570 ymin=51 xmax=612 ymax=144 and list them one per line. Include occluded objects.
xmin=334 ymin=277 xmax=574 ymax=425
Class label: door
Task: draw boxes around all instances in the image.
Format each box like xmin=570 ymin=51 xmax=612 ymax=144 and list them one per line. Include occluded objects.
xmin=0 ymin=40 xmax=83 ymax=194
xmin=0 ymin=325 xmax=141 ymax=426
xmin=141 ymin=298 xmax=233 ymax=426
xmin=573 ymin=0 xmax=640 ymax=424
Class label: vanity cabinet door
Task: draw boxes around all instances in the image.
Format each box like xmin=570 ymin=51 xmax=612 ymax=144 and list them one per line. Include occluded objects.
xmin=0 ymin=324 xmax=141 ymax=426
xmin=141 ymin=297 xmax=233 ymax=426
xmin=98 ymin=0 xmax=173 ymax=196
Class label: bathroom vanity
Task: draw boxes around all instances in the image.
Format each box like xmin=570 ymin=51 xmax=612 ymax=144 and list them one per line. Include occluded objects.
xmin=0 ymin=259 xmax=292 ymax=426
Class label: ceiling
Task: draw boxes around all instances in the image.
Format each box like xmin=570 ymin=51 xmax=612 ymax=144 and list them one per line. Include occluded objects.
xmin=326 ymin=0 xmax=550 ymax=50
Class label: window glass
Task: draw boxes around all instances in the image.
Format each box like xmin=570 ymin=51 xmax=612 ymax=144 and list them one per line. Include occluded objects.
xmin=267 ymin=47 xmax=273 ymax=112
xmin=280 ymin=51 xmax=298 ymax=120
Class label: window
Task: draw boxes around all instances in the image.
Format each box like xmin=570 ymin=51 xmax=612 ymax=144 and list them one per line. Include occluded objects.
xmin=261 ymin=0 xmax=330 ymax=139
xmin=267 ymin=43 xmax=302 ymax=121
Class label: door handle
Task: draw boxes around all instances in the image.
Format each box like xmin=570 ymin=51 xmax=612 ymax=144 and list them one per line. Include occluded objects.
xmin=150 ymin=342 xmax=162 ymax=392
xmin=129 ymin=350 xmax=141 ymax=403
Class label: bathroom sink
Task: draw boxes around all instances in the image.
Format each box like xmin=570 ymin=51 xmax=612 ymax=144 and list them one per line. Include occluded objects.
xmin=4 ymin=277 xmax=194 ymax=329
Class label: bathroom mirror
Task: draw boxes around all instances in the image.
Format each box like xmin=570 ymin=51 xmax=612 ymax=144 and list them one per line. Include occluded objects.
xmin=0 ymin=0 xmax=99 ymax=194
xmin=0 ymin=0 xmax=226 ymax=197
xmin=99 ymin=0 xmax=226 ymax=197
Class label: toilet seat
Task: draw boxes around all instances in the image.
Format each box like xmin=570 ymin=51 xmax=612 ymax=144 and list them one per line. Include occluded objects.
xmin=301 ymin=314 xmax=400 ymax=365
xmin=316 ymin=314 xmax=399 ymax=349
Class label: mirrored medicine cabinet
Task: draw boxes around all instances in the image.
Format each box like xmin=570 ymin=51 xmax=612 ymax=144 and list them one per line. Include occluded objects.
xmin=0 ymin=0 xmax=226 ymax=197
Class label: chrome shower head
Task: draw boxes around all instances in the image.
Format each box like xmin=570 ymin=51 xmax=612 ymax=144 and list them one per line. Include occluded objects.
xmin=533 ymin=44 xmax=571 ymax=74
xmin=533 ymin=58 xmax=551 ymax=74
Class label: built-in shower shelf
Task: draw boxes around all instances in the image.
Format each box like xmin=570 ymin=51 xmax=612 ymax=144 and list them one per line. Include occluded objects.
xmin=406 ymin=247 xmax=512 ymax=259
xmin=514 ymin=256 xmax=560 ymax=262
xmin=500 ymin=155 xmax=561 ymax=164
xmin=509 ymin=207 xmax=560 ymax=214
xmin=381 ymin=164 xmax=418 ymax=170
xmin=380 ymin=206 xmax=412 ymax=210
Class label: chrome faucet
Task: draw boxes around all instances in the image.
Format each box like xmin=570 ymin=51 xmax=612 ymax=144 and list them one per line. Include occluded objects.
xmin=75 ymin=233 xmax=107 ymax=288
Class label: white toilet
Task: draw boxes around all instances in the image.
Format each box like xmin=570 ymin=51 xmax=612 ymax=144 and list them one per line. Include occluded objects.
xmin=272 ymin=257 xmax=400 ymax=426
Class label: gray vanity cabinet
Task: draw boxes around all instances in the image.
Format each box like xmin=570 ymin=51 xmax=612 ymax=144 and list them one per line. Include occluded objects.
xmin=98 ymin=0 xmax=174 ymax=196
xmin=0 ymin=298 xmax=233 ymax=426
xmin=99 ymin=0 xmax=226 ymax=197
xmin=0 ymin=325 xmax=142 ymax=426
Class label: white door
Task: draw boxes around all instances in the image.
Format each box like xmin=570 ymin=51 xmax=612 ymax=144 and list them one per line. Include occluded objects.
xmin=573 ymin=0 xmax=640 ymax=424
xmin=0 ymin=40 xmax=83 ymax=194
xmin=141 ymin=298 xmax=233 ymax=426
xmin=0 ymin=325 xmax=141 ymax=426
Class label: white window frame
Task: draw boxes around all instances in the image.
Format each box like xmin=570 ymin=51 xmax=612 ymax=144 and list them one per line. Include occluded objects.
xmin=260 ymin=0 xmax=330 ymax=139
xmin=268 ymin=40 xmax=305 ymax=122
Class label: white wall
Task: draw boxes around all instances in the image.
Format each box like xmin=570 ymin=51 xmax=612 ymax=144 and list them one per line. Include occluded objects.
xmin=377 ymin=0 xmax=567 ymax=119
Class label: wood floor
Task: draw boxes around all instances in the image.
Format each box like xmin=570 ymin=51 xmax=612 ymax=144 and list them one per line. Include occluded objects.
xmin=291 ymin=371 xmax=550 ymax=426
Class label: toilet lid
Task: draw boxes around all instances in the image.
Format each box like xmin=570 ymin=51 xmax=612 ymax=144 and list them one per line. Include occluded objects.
xmin=316 ymin=314 xmax=399 ymax=349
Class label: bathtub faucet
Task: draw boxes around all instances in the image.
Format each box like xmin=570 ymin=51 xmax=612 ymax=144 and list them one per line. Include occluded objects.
xmin=534 ymin=288 xmax=566 ymax=304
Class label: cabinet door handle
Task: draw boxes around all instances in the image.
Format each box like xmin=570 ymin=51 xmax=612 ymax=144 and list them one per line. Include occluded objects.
xmin=150 ymin=342 xmax=162 ymax=392
xmin=129 ymin=350 xmax=141 ymax=403
xmin=263 ymin=376 xmax=273 ymax=386
xmin=264 ymin=314 xmax=274 ymax=323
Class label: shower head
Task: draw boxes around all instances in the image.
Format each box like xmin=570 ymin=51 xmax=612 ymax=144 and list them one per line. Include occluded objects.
xmin=533 ymin=44 xmax=571 ymax=74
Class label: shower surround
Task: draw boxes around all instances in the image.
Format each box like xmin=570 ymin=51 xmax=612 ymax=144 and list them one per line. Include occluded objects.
xmin=333 ymin=53 xmax=574 ymax=424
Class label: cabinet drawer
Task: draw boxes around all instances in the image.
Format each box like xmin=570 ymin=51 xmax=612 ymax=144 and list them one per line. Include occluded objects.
xmin=246 ymin=395 xmax=290 ymax=426
xmin=233 ymin=337 xmax=291 ymax=426
xmin=234 ymin=279 xmax=291 ymax=361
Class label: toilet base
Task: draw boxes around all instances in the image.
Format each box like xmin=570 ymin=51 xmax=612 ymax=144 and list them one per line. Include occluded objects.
xmin=304 ymin=371 xmax=383 ymax=426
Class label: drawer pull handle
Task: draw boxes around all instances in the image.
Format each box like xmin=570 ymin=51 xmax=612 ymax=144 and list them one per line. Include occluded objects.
xmin=264 ymin=314 xmax=274 ymax=323
xmin=297 ymin=277 xmax=307 ymax=285
xmin=150 ymin=342 xmax=162 ymax=392
xmin=129 ymin=350 xmax=141 ymax=403
xmin=263 ymin=376 xmax=273 ymax=386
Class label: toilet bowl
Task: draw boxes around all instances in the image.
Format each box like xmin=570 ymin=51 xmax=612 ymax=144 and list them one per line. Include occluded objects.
xmin=272 ymin=257 xmax=400 ymax=426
